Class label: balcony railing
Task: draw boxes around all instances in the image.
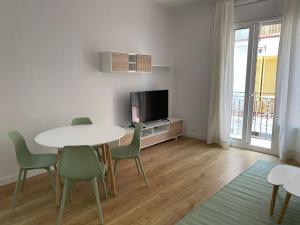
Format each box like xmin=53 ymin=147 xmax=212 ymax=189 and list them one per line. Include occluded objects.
xmin=230 ymin=92 xmax=275 ymax=141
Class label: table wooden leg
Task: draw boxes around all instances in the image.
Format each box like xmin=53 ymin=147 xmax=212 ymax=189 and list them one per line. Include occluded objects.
xmin=101 ymin=144 xmax=107 ymax=166
xmin=105 ymin=144 xmax=116 ymax=196
xmin=277 ymin=192 xmax=292 ymax=224
xmin=56 ymin=149 xmax=62 ymax=208
xmin=270 ymin=185 xmax=279 ymax=215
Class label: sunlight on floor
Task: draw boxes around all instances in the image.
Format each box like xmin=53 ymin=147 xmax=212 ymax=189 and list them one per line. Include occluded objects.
xmin=251 ymin=138 xmax=271 ymax=149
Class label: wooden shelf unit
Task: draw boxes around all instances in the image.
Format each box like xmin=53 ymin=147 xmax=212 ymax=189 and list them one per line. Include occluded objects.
xmin=119 ymin=118 xmax=183 ymax=149
xmin=101 ymin=51 xmax=152 ymax=73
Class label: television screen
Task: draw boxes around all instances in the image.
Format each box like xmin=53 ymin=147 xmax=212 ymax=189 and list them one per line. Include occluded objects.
xmin=131 ymin=90 xmax=168 ymax=124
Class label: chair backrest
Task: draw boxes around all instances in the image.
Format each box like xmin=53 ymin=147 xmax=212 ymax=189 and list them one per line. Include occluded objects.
xmin=8 ymin=131 xmax=32 ymax=167
xmin=131 ymin=123 xmax=144 ymax=152
xmin=70 ymin=117 xmax=106 ymax=173
xmin=71 ymin=117 xmax=93 ymax=125
xmin=59 ymin=145 xmax=102 ymax=181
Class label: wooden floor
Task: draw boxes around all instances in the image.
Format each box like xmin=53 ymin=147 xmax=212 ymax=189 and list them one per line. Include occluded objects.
xmin=0 ymin=137 xmax=292 ymax=225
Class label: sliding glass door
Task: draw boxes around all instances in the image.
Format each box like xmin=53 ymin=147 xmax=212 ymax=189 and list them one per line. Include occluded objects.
xmin=230 ymin=19 xmax=281 ymax=154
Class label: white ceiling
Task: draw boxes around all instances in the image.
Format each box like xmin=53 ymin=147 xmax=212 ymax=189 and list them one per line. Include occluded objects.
xmin=152 ymin=0 xmax=202 ymax=8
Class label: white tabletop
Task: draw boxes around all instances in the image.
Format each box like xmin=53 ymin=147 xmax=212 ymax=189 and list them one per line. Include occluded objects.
xmin=35 ymin=124 xmax=126 ymax=148
xmin=267 ymin=165 xmax=300 ymax=186
xmin=284 ymin=173 xmax=300 ymax=197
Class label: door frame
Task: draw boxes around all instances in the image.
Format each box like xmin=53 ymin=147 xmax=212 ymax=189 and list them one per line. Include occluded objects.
xmin=230 ymin=17 xmax=282 ymax=156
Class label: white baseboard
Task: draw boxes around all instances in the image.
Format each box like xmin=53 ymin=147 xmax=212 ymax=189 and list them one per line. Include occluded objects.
xmin=0 ymin=169 xmax=49 ymax=187
xmin=184 ymin=131 xmax=207 ymax=141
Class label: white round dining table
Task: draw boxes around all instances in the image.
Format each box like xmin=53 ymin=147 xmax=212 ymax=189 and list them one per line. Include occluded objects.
xmin=35 ymin=125 xmax=125 ymax=148
xmin=35 ymin=124 xmax=126 ymax=207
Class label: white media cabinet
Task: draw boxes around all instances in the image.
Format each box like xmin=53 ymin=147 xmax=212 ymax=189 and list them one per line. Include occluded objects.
xmin=120 ymin=117 xmax=183 ymax=149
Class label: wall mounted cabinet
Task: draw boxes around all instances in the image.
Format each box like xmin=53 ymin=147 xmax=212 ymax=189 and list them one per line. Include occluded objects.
xmin=137 ymin=54 xmax=152 ymax=72
xmin=101 ymin=51 xmax=152 ymax=73
xmin=111 ymin=52 xmax=129 ymax=72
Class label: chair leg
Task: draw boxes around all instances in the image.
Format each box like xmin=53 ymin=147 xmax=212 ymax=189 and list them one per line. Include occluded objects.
xmin=53 ymin=164 xmax=60 ymax=186
xmin=102 ymin=145 xmax=108 ymax=177
xmin=58 ymin=179 xmax=71 ymax=225
xmin=54 ymin=165 xmax=57 ymax=173
xmin=137 ymin=155 xmax=149 ymax=187
xmin=12 ymin=168 xmax=23 ymax=207
xmin=21 ymin=169 xmax=27 ymax=191
xmin=114 ymin=160 xmax=119 ymax=176
xmin=270 ymin=185 xmax=279 ymax=215
xmin=47 ymin=168 xmax=56 ymax=192
xmin=91 ymin=178 xmax=104 ymax=224
xmin=100 ymin=176 xmax=108 ymax=200
xmin=134 ymin=158 xmax=141 ymax=174
xmin=68 ymin=182 xmax=73 ymax=202
xmin=277 ymin=192 xmax=292 ymax=224
xmin=96 ymin=149 xmax=101 ymax=162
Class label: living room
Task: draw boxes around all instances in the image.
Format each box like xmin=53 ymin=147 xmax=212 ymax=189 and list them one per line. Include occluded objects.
xmin=0 ymin=0 xmax=300 ymax=225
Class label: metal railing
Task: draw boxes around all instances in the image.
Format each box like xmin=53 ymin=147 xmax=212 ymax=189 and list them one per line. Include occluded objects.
xmin=230 ymin=92 xmax=245 ymax=138
xmin=230 ymin=92 xmax=275 ymax=140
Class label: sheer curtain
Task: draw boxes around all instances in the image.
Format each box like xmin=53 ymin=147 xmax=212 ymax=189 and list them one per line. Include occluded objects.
xmin=207 ymin=0 xmax=235 ymax=149
xmin=274 ymin=0 xmax=300 ymax=160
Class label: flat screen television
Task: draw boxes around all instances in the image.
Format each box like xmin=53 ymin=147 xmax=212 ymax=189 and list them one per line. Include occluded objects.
xmin=130 ymin=90 xmax=168 ymax=125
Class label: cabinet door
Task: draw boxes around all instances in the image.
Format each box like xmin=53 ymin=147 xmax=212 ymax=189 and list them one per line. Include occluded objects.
xmin=137 ymin=55 xmax=152 ymax=72
xmin=170 ymin=120 xmax=184 ymax=137
xmin=112 ymin=52 xmax=129 ymax=72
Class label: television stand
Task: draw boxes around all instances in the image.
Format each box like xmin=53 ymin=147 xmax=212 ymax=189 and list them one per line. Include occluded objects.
xmin=120 ymin=117 xmax=183 ymax=149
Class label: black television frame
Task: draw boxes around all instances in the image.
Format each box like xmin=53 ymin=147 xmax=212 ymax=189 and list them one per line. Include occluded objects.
xmin=130 ymin=90 xmax=169 ymax=126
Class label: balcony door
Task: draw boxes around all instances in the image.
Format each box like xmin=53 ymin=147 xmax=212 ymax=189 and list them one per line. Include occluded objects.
xmin=230 ymin=19 xmax=281 ymax=154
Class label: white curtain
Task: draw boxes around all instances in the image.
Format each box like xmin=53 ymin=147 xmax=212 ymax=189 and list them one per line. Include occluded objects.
xmin=207 ymin=0 xmax=235 ymax=149
xmin=274 ymin=0 xmax=300 ymax=160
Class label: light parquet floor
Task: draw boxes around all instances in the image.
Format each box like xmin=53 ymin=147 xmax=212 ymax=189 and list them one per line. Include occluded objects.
xmin=0 ymin=137 xmax=291 ymax=225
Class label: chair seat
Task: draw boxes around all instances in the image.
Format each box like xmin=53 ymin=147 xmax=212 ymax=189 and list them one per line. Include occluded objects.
xmin=111 ymin=145 xmax=138 ymax=159
xmin=267 ymin=165 xmax=300 ymax=186
xmin=21 ymin=154 xmax=57 ymax=169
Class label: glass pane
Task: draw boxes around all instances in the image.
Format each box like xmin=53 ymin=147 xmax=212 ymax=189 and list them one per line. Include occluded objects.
xmin=230 ymin=28 xmax=250 ymax=139
xmin=251 ymin=23 xmax=281 ymax=148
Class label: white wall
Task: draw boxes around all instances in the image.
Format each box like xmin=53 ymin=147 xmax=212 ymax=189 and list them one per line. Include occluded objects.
xmin=172 ymin=0 xmax=215 ymax=139
xmin=0 ymin=0 xmax=174 ymax=185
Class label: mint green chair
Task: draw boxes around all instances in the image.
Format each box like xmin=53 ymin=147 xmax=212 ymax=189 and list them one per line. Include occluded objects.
xmin=58 ymin=145 xmax=106 ymax=225
xmin=70 ymin=117 xmax=107 ymax=193
xmin=71 ymin=117 xmax=93 ymax=126
xmin=111 ymin=123 xmax=149 ymax=187
xmin=8 ymin=130 xmax=57 ymax=207
xmin=71 ymin=117 xmax=102 ymax=161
